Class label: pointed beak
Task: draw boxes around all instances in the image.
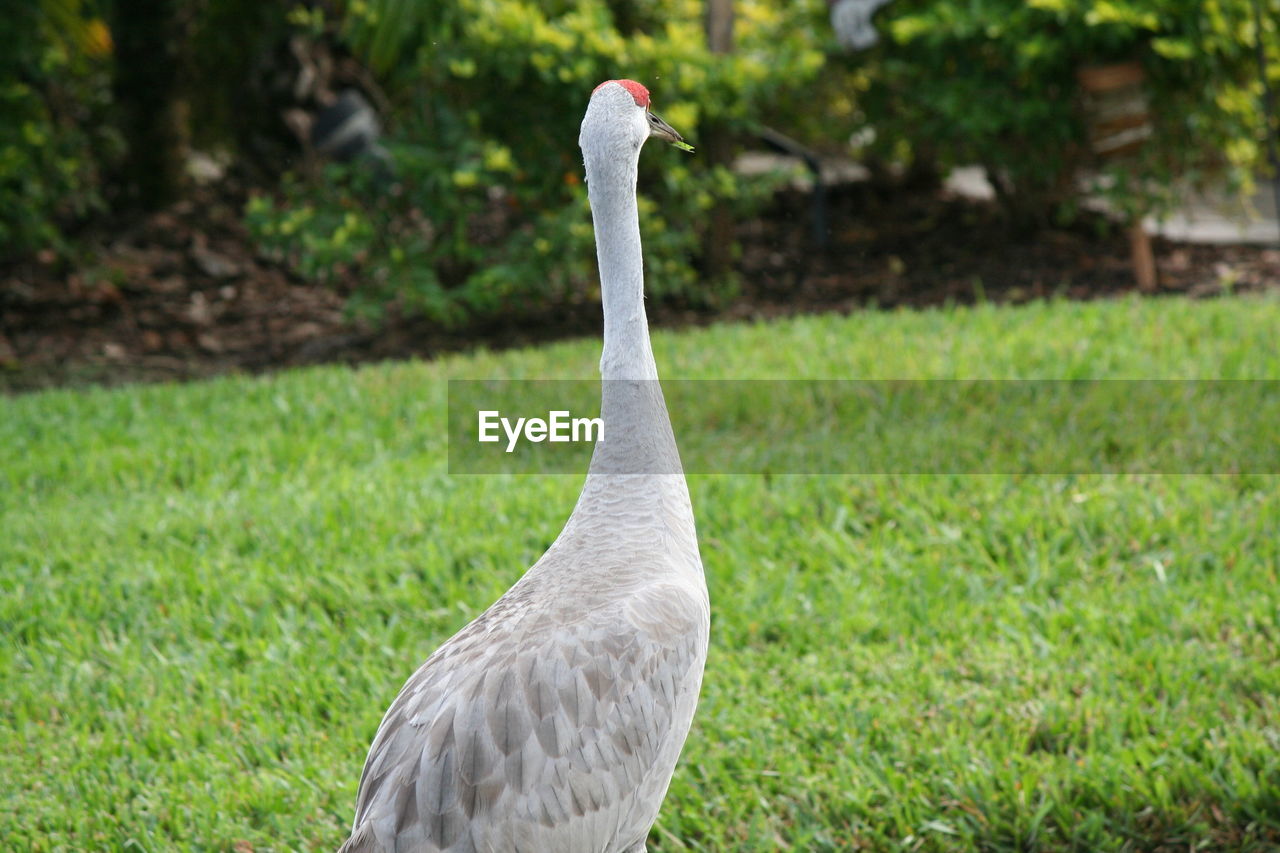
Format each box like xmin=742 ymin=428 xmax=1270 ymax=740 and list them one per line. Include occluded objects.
xmin=647 ymin=111 xmax=684 ymax=145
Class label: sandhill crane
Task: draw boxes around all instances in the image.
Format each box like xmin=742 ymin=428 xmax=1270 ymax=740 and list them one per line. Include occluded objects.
xmin=338 ymin=79 xmax=710 ymax=853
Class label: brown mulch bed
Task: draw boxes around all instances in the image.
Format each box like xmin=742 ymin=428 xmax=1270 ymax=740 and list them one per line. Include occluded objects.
xmin=739 ymin=185 xmax=1278 ymax=311
xmin=2 ymin=181 xmax=1277 ymax=393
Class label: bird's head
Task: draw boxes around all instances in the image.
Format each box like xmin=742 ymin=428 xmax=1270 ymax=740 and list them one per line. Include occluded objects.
xmin=580 ymin=79 xmax=692 ymax=158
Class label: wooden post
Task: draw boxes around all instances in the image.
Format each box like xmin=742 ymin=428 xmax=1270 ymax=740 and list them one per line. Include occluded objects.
xmin=1077 ymin=62 xmax=1158 ymax=292
xmin=1129 ymin=222 xmax=1157 ymax=293
xmin=703 ymin=0 xmax=734 ymax=285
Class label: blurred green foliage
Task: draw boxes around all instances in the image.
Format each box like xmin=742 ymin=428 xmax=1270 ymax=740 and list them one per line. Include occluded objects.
xmin=251 ymin=0 xmax=1280 ymax=324
xmin=860 ymin=0 xmax=1279 ymax=226
xmin=246 ymin=0 xmax=831 ymax=326
xmin=0 ymin=0 xmax=118 ymax=261
xmin=4 ymin=0 xmax=1278 ymax=315
xmin=0 ymin=0 xmax=290 ymax=262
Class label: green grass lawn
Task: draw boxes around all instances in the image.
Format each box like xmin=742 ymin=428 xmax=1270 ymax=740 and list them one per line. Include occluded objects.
xmin=3 ymin=295 xmax=1278 ymax=851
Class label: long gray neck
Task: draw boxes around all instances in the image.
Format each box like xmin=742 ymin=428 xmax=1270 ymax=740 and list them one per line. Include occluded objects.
xmin=541 ymin=100 xmax=700 ymax=587
xmin=578 ymin=139 xmax=683 ymax=481
xmin=587 ymin=151 xmax=658 ymax=383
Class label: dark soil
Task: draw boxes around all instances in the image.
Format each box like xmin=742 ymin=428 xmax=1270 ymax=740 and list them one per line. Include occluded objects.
xmin=2 ymin=181 xmax=1277 ymax=393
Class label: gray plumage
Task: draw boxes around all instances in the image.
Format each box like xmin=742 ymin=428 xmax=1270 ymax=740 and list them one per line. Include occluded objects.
xmin=339 ymin=80 xmax=709 ymax=853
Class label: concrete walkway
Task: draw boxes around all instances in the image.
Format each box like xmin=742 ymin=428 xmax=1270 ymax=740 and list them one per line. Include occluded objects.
xmin=738 ymin=153 xmax=1280 ymax=247
xmin=943 ymin=165 xmax=1280 ymax=246
xmin=1144 ymin=181 xmax=1279 ymax=245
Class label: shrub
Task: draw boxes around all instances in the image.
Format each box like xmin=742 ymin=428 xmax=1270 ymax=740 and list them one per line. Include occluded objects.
xmin=0 ymin=0 xmax=289 ymax=262
xmin=249 ymin=0 xmax=1278 ymax=325
xmin=854 ymin=0 xmax=1278 ymax=227
xmin=245 ymin=0 xmax=831 ymax=327
xmin=0 ymin=2 xmax=117 ymax=261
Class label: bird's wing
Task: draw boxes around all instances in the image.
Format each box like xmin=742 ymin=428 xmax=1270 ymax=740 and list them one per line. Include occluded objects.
xmin=342 ymin=581 xmax=708 ymax=853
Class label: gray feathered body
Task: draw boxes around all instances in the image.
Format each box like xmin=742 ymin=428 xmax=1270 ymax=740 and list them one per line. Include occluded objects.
xmin=339 ymin=497 xmax=709 ymax=852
